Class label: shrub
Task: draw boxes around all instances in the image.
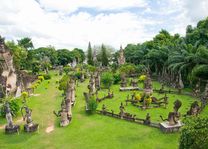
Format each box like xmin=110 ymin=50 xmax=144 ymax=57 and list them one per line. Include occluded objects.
xmin=119 ymin=63 xmax=139 ymax=75
xmin=113 ymin=73 xmax=121 ymax=84
xmin=43 ymin=74 xmax=51 ymax=80
xmin=87 ymin=97 xmax=98 ymax=114
xmin=139 ymin=75 xmax=146 ymax=81
xmin=36 ymin=80 xmax=41 ymax=84
xmin=21 ymin=91 xmax=28 ymax=101
xmin=38 ymin=76 xmax=44 ymax=82
xmin=101 ymin=72 xmax=114 ymax=89
xmin=58 ymin=75 xmax=70 ymax=92
xmin=74 ymin=71 xmax=82 ymax=79
xmin=179 ymin=117 xmax=208 ymax=149
xmin=135 ymin=93 xmax=141 ymax=101
xmin=144 ymin=95 xmax=152 ymax=106
xmin=63 ymin=66 xmax=71 ymax=74
xmin=0 ymin=99 xmax=21 ymax=117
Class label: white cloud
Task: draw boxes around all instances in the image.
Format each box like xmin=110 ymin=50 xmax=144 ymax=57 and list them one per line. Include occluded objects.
xmin=0 ymin=0 xmax=155 ymax=50
xmin=39 ymin=0 xmax=148 ymax=13
xmin=0 ymin=0 xmax=207 ymax=50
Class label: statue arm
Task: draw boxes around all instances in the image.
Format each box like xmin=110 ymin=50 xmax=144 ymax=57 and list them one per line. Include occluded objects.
xmin=53 ymin=110 xmax=61 ymax=117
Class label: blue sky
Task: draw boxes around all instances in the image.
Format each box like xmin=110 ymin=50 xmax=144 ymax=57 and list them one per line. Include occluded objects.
xmin=0 ymin=0 xmax=208 ymax=50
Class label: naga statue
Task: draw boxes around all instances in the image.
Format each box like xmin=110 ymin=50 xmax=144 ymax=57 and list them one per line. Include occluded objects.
xmin=160 ymin=99 xmax=182 ymax=125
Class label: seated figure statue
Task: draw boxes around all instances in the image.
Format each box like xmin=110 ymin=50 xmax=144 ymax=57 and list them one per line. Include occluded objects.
xmin=4 ymin=102 xmax=20 ymax=134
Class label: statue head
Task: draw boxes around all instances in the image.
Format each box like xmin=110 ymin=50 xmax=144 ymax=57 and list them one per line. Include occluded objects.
xmin=173 ymin=99 xmax=182 ymax=112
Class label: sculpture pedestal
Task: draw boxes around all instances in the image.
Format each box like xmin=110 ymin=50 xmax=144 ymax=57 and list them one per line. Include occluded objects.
xmin=60 ymin=117 xmax=72 ymax=127
xmin=160 ymin=121 xmax=183 ymax=133
xmin=24 ymin=124 xmax=39 ymax=132
xmin=5 ymin=125 xmax=20 ymax=134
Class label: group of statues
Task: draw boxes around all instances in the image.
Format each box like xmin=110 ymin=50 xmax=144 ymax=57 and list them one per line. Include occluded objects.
xmin=88 ymin=72 xmax=101 ymax=95
xmin=4 ymin=101 xmax=38 ymax=134
xmin=54 ymin=79 xmax=75 ymax=127
xmin=120 ymin=75 xmax=139 ymax=88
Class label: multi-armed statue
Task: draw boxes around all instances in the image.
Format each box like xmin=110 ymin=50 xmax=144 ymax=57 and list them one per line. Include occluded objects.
xmin=21 ymin=103 xmax=39 ymax=132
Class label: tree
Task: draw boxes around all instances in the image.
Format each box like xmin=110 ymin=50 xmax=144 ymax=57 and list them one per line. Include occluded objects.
xmin=73 ymin=48 xmax=85 ymax=63
xmin=57 ymin=49 xmax=73 ymax=66
xmin=6 ymin=41 xmax=28 ymax=70
xmin=87 ymin=42 xmax=93 ymax=65
xmin=179 ymin=117 xmax=208 ymax=149
xmin=31 ymin=60 xmax=40 ymax=75
xmin=100 ymin=44 xmax=109 ymax=66
xmin=17 ymin=37 xmax=34 ymax=50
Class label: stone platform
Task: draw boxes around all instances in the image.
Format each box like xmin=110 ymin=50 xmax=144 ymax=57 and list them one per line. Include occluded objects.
xmin=120 ymin=87 xmax=142 ymax=91
xmin=24 ymin=124 xmax=39 ymax=132
xmin=160 ymin=121 xmax=183 ymax=133
xmin=5 ymin=125 xmax=20 ymax=134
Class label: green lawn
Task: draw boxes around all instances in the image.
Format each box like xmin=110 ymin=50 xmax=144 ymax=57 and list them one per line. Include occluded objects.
xmin=0 ymin=71 xmax=207 ymax=149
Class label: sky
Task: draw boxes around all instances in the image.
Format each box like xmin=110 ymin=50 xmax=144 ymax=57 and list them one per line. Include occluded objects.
xmin=0 ymin=0 xmax=208 ymax=50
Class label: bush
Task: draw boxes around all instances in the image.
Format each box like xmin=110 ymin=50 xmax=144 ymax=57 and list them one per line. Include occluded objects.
xmin=74 ymin=71 xmax=82 ymax=79
xmin=135 ymin=93 xmax=141 ymax=101
xmin=58 ymin=75 xmax=70 ymax=92
xmin=21 ymin=91 xmax=28 ymax=101
xmin=138 ymin=75 xmax=146 ymax=81
xmin=144 ymin=95 xmax=152 ymax=106
xmin=63 ymin=66 xmax=71 ymax=74
xmin=43 ymin=74 xmax=51 ymax=80
xmin=38 ymin=76 xmax=44 ymax=82
xmin=119 ymin=63 xmax=139 ymax=75
xmin=87 ymin=97 xmax=98 ymax=114
xmin=101 ymin=72 xmax=114 ymax=89
xmin=36 ymin=80 xmax=41 ymax=84
xmin=113 ymin=73 xmax=121 ymax=84
xmin=0 ymin=99 xmax=21 ymax=117
xmin=179 ymin=117 xmax=208 ymax=149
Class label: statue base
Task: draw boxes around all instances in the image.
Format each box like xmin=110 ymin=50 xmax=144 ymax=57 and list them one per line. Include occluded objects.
xmin=160 ymin=121 xmax=183 ymax=133
xmin=5 ymin=125 xmax=20 ymax=134
xmin=60 ymin=117 xmax=72 ymax=127
xmin=120 ymin=87 xmax=141 ymax=91
xmin=24 ymin=123 xmax=39 ymax=132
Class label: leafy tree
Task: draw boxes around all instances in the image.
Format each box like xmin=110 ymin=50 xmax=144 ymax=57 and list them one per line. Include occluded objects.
xmin=87 ymin=42 xmax=93 ymax=65
xmin=100 ymin=44 xmax=109 ymax=66
xmin=101 ymin=72 xmax=114 ymax=89
xmin=72 ymin=48 xmax=85 ymax=63
xmin=179 ymin=117 xmax=208 ymax=149
xmin=31 ymin=60 xmax=40 ymax=75
xmin=6 ymin=41 xmax=28 ymax=70
xmin=17 ymin=37 xmax=34 ymax=50
xmin=57 ymin=49 xmax=73 ymax=66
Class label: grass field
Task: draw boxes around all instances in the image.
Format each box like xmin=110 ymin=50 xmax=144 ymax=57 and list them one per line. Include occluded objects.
xmin=0 ymin=71 xmax=207 ymax=149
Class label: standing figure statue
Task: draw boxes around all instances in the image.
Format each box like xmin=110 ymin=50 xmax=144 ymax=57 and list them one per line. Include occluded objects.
xmin=4 ymin=102 xmax=20 ymax=134
xmin=119 ymin=102 xmax=125 ymax=119
xmin=21 ymin=104 xmax=39 ymax=132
